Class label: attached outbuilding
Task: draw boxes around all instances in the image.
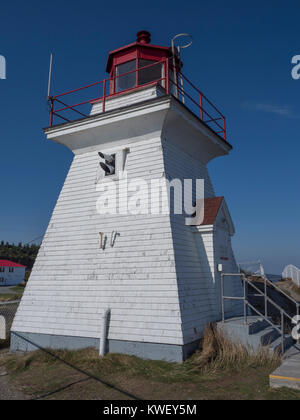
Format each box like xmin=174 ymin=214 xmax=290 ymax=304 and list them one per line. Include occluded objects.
xmin=0 ymin=260 xmax=26 ymax=286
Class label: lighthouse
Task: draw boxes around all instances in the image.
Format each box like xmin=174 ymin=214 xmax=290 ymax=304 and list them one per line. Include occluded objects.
xmin=11 ymin=31 xmax=242 ymax=361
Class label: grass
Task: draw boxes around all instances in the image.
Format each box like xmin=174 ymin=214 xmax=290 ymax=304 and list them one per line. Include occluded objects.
xmin=10 ymin=284 xmax=26 ymax=294
xmin=187 ymin=323 xmax=281 ymax=373
xmin=277 ymin=278 xmax=300 ymax=301
xmin=0 ymin=293 xmax=22 ymax=302
xmin=288 ymin=281 xmax=300 ymax=297
xmin=1 ymin=324 xmax=300 ymax=400
xmin=0 ymin=283 xmax=25 ymax=302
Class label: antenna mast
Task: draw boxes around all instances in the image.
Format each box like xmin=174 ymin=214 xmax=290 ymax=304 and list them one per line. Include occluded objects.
xmin=47 ymin=53 xmax=53 ymax=100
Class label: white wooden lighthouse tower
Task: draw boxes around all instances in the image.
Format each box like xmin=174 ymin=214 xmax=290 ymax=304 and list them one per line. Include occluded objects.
xmin=12 ymin=31 xmax=242 ymax=361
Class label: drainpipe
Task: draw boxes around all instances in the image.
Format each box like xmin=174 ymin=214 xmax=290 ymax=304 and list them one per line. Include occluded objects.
xmin=99 ymin=308 xmax=110 ymax=357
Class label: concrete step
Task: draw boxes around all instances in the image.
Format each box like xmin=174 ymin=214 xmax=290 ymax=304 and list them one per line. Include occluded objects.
xmin=252 ymin=326 xmax=280 ymax=348
xmin=218 ymin=316 xmax=270 ymax=335
xmin=270 ymin=344 xmax=300 ymax=390
xmin=217 ymin=317 xmax=294 ymax=354
xmin=269 ymin=335 xmax=295 ymax=355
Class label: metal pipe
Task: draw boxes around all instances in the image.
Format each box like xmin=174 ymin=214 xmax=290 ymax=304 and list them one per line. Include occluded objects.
xmin=246 ymin=301 xmax=283 ymax=336
xmin=222 ymin=116 xmax=227 ymax=141
xmin=199 ymin=93 xmax=203 ymax=120
xmin=221 ymin=272 xmax=295 ymax=352
xmin=264 ymin=276 xmax=268 ymax=318
xmin=221 ymin=274 xmax=225 ymax=323
xmin=50 ymin=99 xmax=54 ymax=127
xmin=54 ymin=98 xmax=87 ymax=117
xmin=243 ymin=275 xmax=248 ymax=325
xmin=281 ymin=311 xmax=284 ymax=354
xmin=99 ymin=308 xmax=110 ymax=357
xmin=102 ymin=80 xmax=106 ymax=113
xmin=179 ymin=68 xmax=185 ymax=104
xmin=170 ymin=34 xmax=192 ymax=100
xmin=47 ymin=53 xmax=53 ymax=99
xmin=171 ymin=41 xmax=178 ymax=98
xmin=54 ymin=79 xmax=104 ymax=99
xmin=165 ymin=58 xmax=170 ymax=94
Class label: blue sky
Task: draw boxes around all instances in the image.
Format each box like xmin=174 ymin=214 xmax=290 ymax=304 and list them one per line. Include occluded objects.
xmin=0 ymin=0 xmax=299 ymax=273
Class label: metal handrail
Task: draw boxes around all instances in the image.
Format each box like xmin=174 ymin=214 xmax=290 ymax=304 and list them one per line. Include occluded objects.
xmin=48 ymin=57 xmax=227 ymax=140
xmin=261 ymin=274 xmax=299 ymax=317
xmin=247 ymin=280 xmax=296 ymax=322
xmin=221 ymin=273 xmax=299 ymax=354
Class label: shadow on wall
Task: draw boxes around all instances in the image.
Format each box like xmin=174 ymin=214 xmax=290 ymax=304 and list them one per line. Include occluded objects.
xmin=162 ymin=142 xmax=219 ymax=347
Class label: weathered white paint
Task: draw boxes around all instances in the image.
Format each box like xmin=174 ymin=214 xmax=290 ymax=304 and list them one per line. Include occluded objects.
xmin=12 ymin=92 xmax=241 ymax=353
xmin=90 ymin=85 xmax=164 ymax=115
xmin=0 ymin=267 xmax=25 ymax=286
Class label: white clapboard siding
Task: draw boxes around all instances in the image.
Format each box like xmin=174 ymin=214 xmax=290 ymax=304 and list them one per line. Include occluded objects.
xmin=161 ymin=141 xmax=219 ymax=344
xmin=13 ymin=136 xmax=188 ymax=345
xmin=13 ymin=95 xmax=240 ymax=352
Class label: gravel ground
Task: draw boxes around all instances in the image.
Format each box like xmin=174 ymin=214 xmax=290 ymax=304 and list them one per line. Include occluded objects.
xmin=0 ymin=351 xmax=28 ymax=400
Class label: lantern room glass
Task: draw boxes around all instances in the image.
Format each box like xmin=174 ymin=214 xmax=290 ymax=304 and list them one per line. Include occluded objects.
xmin=138 ymin=59 xmax=162 ymax=86
xmin=115 ymin=60 xmax=136 ymax=93
xmin=114 ymin=59 xmax=163 ymax=93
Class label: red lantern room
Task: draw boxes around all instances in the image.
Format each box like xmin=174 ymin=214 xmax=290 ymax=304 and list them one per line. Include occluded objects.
xmin=106 ymin=30 xmax=179 ymax=94
xmin=48 ymin=31 xmax=227 ymax=141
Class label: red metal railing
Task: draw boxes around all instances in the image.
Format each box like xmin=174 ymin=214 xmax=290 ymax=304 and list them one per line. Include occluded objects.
xmin=48 ymin=58 xmax=227 ymax=140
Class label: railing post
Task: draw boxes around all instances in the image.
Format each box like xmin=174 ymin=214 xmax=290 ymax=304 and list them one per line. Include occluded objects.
xmin=264 ymin=276 xmax=268 ymax=318
xmin=296 ymin=303 xmax=300 ymax=344
xmin=222 ymin=116 xmax=226 ymax=140
xmin=199 ymin=93 xmax=203 ymax=120
xmin=221 ymin=273 xmax=225 ymax=323
xmin=243 ymin=275 xmax=247 ymax=325
xmin=281 ymin=311 xmax=284 ymax=354
xmin=49 ymin=98 xmax=54 ymax=127
xmin=165 ymin=58 xmax=170 ymax=95
xmin=102 ymin=79 xmax=106 ymax=113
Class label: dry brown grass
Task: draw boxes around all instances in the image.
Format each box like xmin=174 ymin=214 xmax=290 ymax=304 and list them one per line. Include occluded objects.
xmin=278 ymin=278 xmax=300 ymax=301
xmin=188 ymin=323 xmax=281 ymax=374
xmin=287 ymin=280 xmax=300 ymax=297
xmin=0 ymin=294 xmax=22 ymax=302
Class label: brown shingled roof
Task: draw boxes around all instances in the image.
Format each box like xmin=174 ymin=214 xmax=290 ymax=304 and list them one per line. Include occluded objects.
xmin=200 ymin=196 xmax=224 ymax=225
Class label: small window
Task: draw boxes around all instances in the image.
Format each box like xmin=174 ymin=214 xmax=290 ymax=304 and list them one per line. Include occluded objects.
xmin=0 ymin=267 xmax=4 ymax=273
xmin=115 ymin=60 xmax=136 ymax=93
xmin=9 ymin=267 xmax=14 ymax=273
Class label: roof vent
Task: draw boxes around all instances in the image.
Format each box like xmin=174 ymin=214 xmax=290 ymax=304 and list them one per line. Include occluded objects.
xmin=136 ymin=30 xmax=151 ymax=44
